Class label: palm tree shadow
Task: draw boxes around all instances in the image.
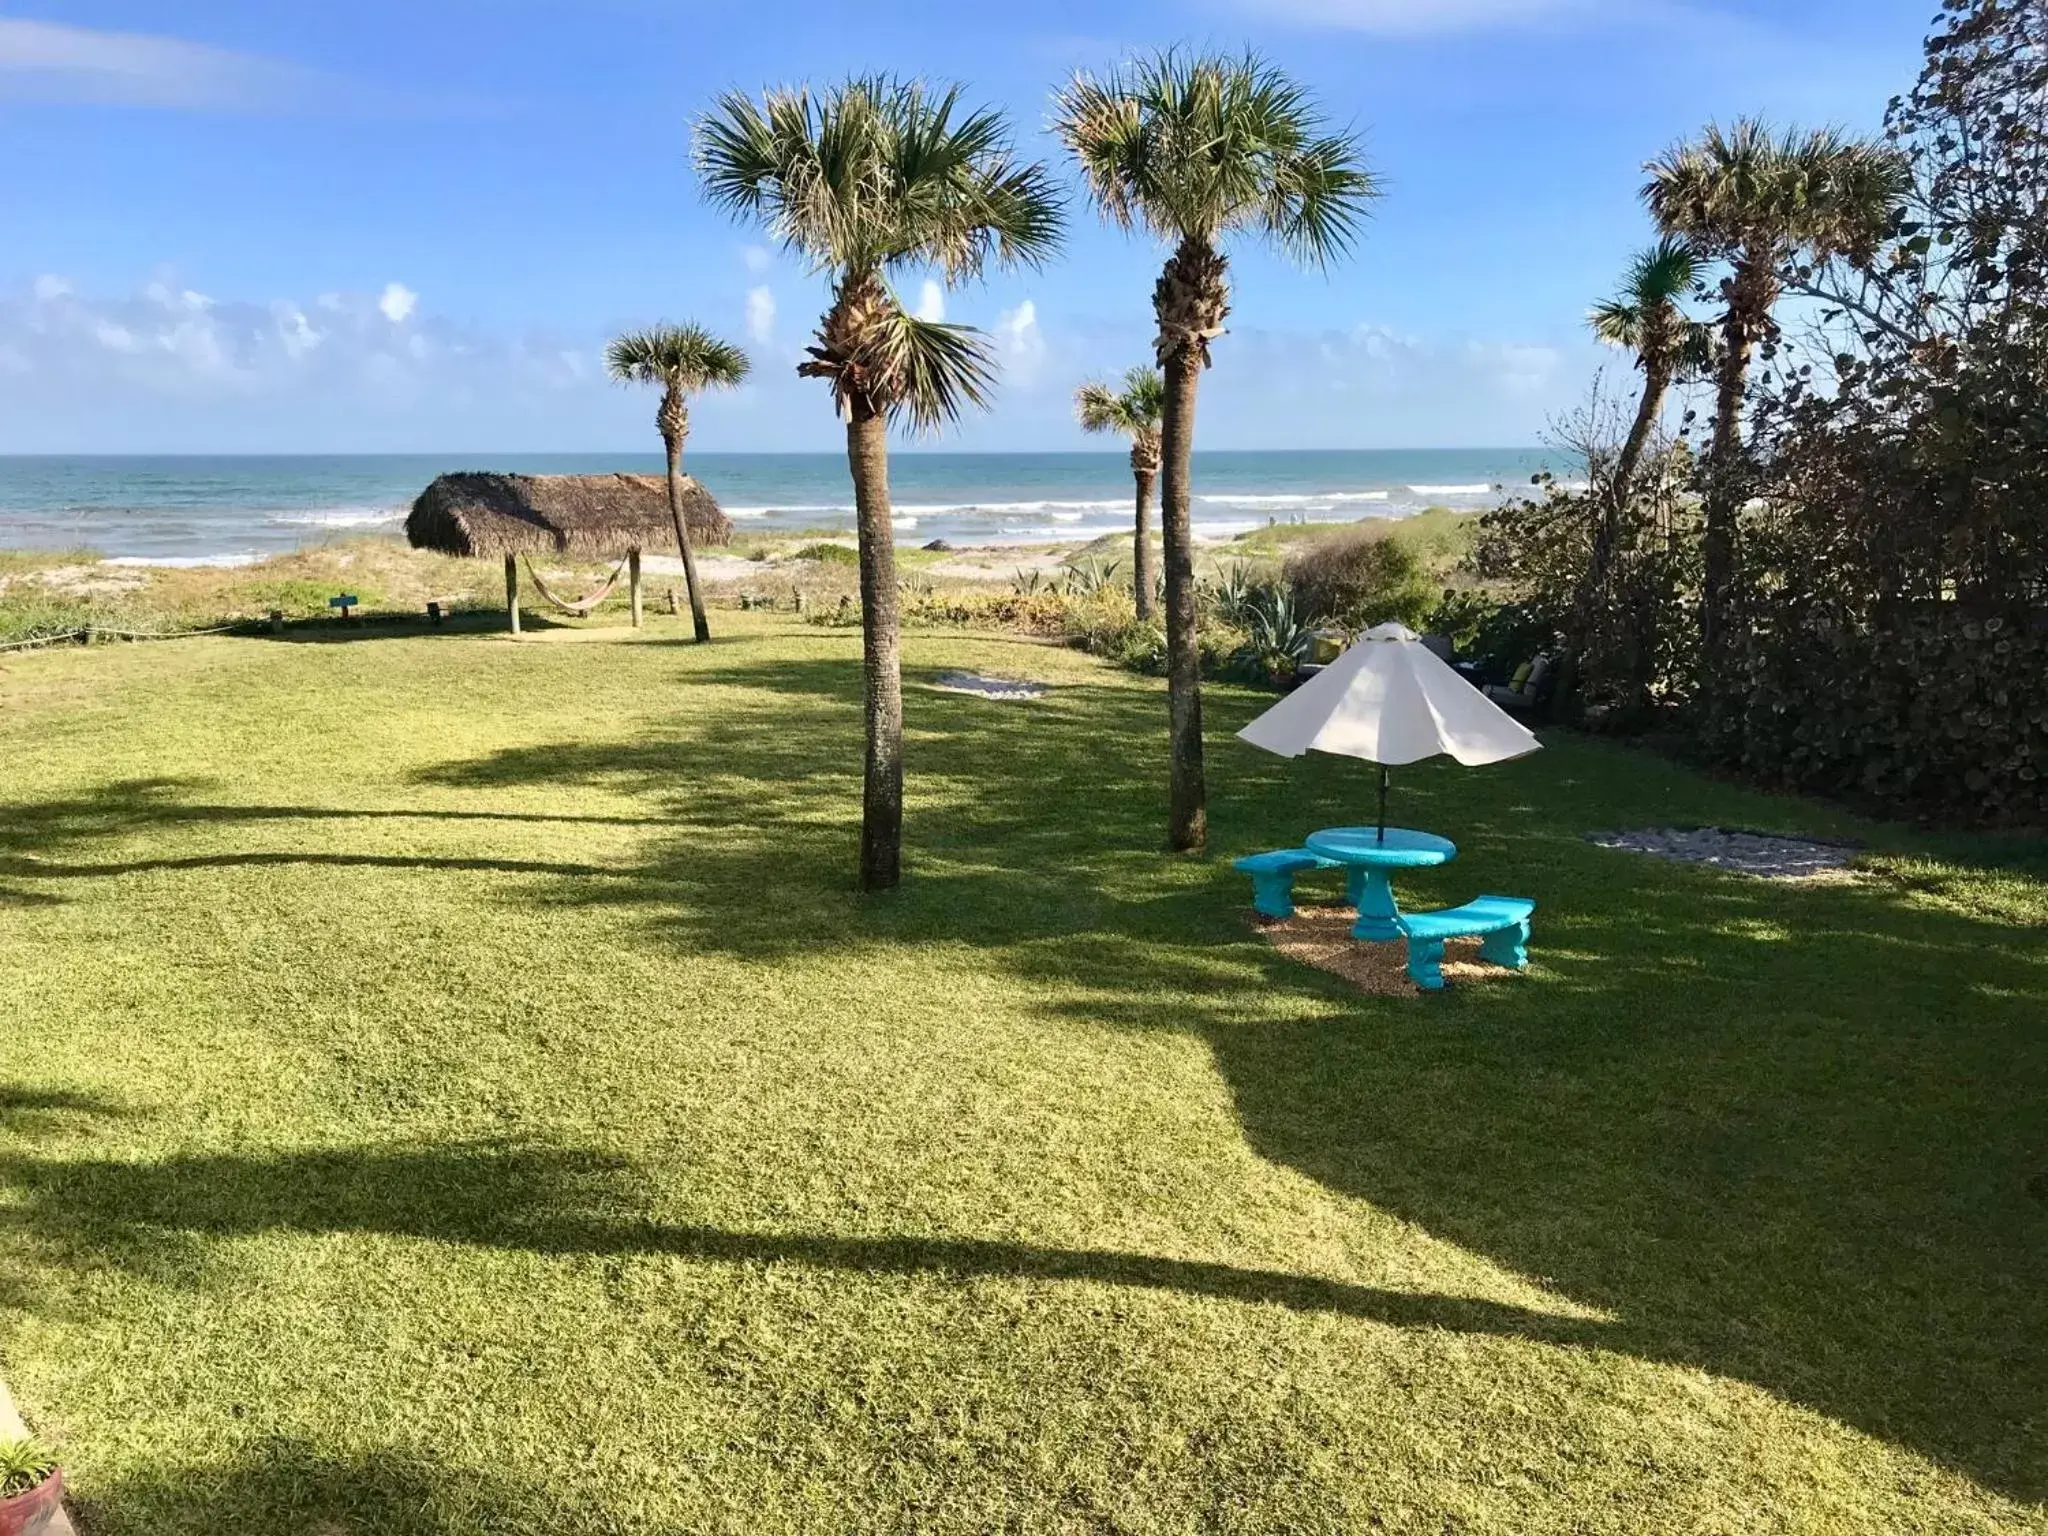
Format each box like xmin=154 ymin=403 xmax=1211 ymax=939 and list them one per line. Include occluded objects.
xmin=0 ymin=1139 xmax=1608 ymax=1346
xmin=73 ymin=1437 xmax=567 ymax=1536
xmin=404 ymin=653 xmax=2046 ymax=1500
xmin=10 ymin=652 xmax=2043 ymax=1501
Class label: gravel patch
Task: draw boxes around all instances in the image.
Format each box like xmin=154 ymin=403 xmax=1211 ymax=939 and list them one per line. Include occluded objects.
xmin=1587 ymin=827 xmax=1860 ymax=880
xmin=932 ymin=672 xmax=1047 ymax=701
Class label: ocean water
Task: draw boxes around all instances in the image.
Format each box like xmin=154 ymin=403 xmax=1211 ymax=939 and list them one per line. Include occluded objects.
xmin=0 ymin=450 xmax=1562 ymax=565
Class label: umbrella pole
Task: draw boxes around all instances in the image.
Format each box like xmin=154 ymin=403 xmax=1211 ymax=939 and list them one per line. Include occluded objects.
xmin=1377 ymin=766 xmax=1389 ymax=843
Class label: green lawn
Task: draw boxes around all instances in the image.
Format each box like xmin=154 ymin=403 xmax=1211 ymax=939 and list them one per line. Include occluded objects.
xmin=0 ymin=612 xmax=2042 ymax=1534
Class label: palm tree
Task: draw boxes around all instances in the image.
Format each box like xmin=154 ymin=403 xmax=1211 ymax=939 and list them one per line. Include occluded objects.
xmin=695 ymin=76 xmax=1062 ymax=891
xmin=1644 ymin=119 xmax=1905 ymax=653
xmin=1055 ymin=51 xmax=1377 ymax=853
xmin=1074 ymin=366 xmax=1166 ymax=621
xmin=605 ymin=323 xmax=752 ymax=643
xmin=1584 ymin=237 xmax=1714 ymax=593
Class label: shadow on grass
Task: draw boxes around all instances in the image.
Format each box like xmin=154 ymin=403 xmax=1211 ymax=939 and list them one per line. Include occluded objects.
xmin=0 ymin=1139 xmax=1607 ymax=1346
xmin=71 ymin=1437 xmax=569 ymax=1536
xmin=419 ymin=654 xmax=2046 ymax=1499
xmin=6 ymin=650 xmax=2045 ymax=1500
xmin=0 ymin=851 xmax=622 ymax=881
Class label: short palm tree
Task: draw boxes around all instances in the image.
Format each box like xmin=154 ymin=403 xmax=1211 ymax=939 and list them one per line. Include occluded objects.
xmin=1644 ymin=119 xmax=1905 ymax=652
xmin=1055 ymin=51 xmax=1377 ymax=853
xmin=1074 ymin=366 xmax=1166 ymax=622
xmin=605 ymin=323 xmax=752 ymax=643
xmin=1584 ymin=237 xmax=1714 ymax=589
xmin=695 ymin=76 xmax=1062 ymax=891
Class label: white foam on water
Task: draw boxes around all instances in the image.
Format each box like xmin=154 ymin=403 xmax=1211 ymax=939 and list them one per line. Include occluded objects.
xmin=104 ymin=553 xmax=263 ymax=569
xmin=1200 ymin=490 xmax=1392 ymax=507
xmin=1192 ymin=519 xmax=1263 ymax=540
xmin=721 ymin=503 xmax=850 ymax=519
xmin=267 ymin=507 xmax=404 ymax=529
xmin=1407 ymin=483 xmax=1495 ymax=496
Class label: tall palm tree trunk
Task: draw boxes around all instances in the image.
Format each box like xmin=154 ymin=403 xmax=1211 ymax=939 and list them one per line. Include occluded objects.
xmin=846 ymin=402 xmax=904 ymax=891
xmin=1701 ymin=270 xmax=1763 ymax=657
xmin=1131 ymin=458 xmax=1158 ymax=624
xmin=659 ymin=390 xmax=711 ymax=644
xmin=1608 ymin=360 xmax=1670 ymax=540
xmin=1559 ymin=361 xmax=1672 ymax=723
xmin=1159 ymin=351 xmax=1207 ymax=853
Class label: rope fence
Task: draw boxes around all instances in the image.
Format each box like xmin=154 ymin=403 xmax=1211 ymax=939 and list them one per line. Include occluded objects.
xmin=0 ymin=622 xmax=250 ymax=655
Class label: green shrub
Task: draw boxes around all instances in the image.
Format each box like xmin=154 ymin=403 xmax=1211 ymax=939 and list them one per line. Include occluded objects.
xmin=793 ymin=542 xmax=859 ymax=567
xmin=1284 ymin=527 xmax=1437 ymax=630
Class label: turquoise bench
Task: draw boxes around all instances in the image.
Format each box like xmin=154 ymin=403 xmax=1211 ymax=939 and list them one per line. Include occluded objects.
xmin=1233 ymin=848 xmax=1363 ymax=920
xmin=1399 ymin=895 xmax=1535 ymax=991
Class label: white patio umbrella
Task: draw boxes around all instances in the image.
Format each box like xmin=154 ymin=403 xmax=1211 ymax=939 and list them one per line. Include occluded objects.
xmin=1237 ymin=622 xmax=1541 ymax=839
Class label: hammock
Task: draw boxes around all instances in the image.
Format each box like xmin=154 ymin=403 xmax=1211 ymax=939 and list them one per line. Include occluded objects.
xmin=522 ymin=555 xmax=629 ymax=617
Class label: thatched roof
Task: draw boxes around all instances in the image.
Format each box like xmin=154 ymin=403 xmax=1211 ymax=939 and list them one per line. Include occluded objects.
xmin=406 ymin=472 xmax=733 ymax=558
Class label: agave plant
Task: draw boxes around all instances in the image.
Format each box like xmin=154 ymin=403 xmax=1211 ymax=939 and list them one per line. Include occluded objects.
xmin=1233 ymin=583 xmax=1316 ymax=685
xmin=1202 ymin=562 xmax=1264 ymax=626
xmin=1063 ymin=556 xmax=1123 ymax=597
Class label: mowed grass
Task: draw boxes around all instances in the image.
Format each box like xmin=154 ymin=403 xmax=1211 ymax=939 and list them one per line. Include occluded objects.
xmin=0 ymin=612 xmax=2042 ymax=1534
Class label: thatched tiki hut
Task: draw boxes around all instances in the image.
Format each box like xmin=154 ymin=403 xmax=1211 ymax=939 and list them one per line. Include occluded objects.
xmin=407 ymin=472 xmax=733 ymax=634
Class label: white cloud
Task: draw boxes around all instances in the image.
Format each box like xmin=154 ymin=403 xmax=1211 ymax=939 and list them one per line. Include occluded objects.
xmin=271 ymin=303 xmax=324 ymax=359
xmin=1 ymin=275 xmax=589 ymax=425
xmin=745 ymin=285 xmax=776 ymax=344
xmin=995 ymin=299 xmax=1046 ymax=385
xmin=31 ymin=275 xmax=70 ymax=303
xmin=0 ymin=17 xmax=322 ymax=112
xmin=915 ymin=280 xmax=946 ymax=323
xmin=378 ymin=282 xmax=418 ymax=324
xmin=998 ymin=300 xmax=1041 ymax=354
xmin=741 ymin=245 xmax=774 ymax=275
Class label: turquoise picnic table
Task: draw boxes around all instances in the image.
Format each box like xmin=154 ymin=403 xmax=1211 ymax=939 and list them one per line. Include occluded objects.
xmin=1303 ymin=827 xmax=1458 ymax=942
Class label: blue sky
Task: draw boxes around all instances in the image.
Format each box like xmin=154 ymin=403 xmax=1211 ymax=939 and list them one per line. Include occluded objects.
xmin=0 ymin=0 xmax=1933 ymax=454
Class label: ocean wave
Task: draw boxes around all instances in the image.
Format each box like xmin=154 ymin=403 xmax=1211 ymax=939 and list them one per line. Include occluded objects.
xmin=1407 ymin=483 xmax=1496 ymax=497
xmin=267 ymin=507 xmax=405 ymax=529
xmin=1199 ymin=490 xmax=1391 ymax=507
xmin=1192 ymin=519 xmax=1263 ymax=540
xmin=722 ymin=497 xmax=1129 ymax=520
xmin=720 ymin=514 xmax=847 ymax=528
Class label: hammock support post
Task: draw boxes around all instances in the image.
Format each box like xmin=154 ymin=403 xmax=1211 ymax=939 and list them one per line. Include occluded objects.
xmin=629 ymin=549 xmax=643 ymax=629
xmin=504 ymin=553 xmax=521 ymax=637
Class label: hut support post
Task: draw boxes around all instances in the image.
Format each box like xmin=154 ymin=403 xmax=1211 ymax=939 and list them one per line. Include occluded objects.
xmin=504 ymin=553 xmax=521 ymax=636
xmin=629 ymin=549 xmax=643 ymax=629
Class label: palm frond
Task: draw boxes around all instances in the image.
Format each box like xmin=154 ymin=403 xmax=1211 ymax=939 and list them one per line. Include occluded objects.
xmin=1588 ymin=298 xmax=1644 ymax=351
xmin=1073 ymin=365 xmax=1165 ymax=437
xmin=605 ymin=323 xmax=753 ymax=391
xmin=1074 ymin=380 xmax=1128 ymax=434
xmin=1643 ymin=117 xmax=1905 ymax=262
xmin=696 ymin=75 xmax=1064 ymax=284
xmin=1053 ymin=47 xmax=1378 ymax=263
xmin=869 ymin=309 xmax=998 ymax=435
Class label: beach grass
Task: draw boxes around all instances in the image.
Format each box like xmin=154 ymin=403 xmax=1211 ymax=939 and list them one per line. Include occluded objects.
xmin=0 ymin=612 xmax=2041 ymax=1533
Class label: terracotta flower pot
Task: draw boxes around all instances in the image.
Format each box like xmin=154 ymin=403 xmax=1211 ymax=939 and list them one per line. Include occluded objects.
xmin=0 ymin=1466 xmax=64 ymax=1536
